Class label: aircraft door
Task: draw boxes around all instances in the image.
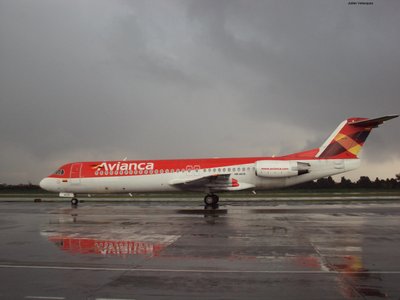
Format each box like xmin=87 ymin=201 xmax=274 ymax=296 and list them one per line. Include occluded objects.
xmin=70 ymin=163 xmax=82 ymax=184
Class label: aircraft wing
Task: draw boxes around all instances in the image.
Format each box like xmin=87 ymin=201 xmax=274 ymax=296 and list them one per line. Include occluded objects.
xmin=169 ymin=174 xmax=255 ymax=192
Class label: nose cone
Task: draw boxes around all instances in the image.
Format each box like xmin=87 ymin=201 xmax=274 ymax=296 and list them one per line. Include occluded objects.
xmin=39 ymin=178 xmax=56 ymax=192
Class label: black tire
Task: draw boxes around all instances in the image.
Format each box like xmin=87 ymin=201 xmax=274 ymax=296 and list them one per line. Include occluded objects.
xmin=204 ymin=194 xmax=214 ymax=205
xmin=71 ymin=198 xmax=79 ymax=206
xmin=204 ymin=194 xmax=219 ymax=205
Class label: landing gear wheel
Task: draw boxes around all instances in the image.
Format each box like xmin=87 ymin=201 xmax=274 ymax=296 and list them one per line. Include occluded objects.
xmin=204 ymin=194 xmax=219 ymax=208
xmin=71 ymin=198 xmax=78 ymax=206
xmin=204 ymin=194 xmax=214 ymax=205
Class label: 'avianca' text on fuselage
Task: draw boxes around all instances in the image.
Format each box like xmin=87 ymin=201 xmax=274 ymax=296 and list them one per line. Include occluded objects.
xmin=92 ymin=162 xmax=154 ymax=174
xmin=39 ymin=115 xmax=398 ymax=207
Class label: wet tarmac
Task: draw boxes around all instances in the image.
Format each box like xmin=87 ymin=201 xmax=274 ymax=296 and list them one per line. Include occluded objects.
xmin=1 ymin=200 xmax=400 ymax=299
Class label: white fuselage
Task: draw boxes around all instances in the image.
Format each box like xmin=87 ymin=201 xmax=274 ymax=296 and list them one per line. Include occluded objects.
xmin=40 ymin=159 xmax=360 ymax=195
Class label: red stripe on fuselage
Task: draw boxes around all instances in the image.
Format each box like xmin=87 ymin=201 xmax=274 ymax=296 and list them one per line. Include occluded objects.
xmin=46 ymin=149 xmax=343 ymax=179
xmin=49 ymin=157 xmax=264 ymax=179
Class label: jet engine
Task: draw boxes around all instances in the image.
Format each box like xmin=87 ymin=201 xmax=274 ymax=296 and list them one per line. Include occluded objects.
xmin=255 ymin=160 xmax=310 ymax=178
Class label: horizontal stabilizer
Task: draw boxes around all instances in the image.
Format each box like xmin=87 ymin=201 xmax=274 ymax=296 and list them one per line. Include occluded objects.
xmin=349 ymin=115 xmax=398 ymax=128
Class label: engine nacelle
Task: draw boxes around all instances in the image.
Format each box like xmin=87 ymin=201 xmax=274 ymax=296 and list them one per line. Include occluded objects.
xmin=255 ymin=160 xmax=310 ymax=178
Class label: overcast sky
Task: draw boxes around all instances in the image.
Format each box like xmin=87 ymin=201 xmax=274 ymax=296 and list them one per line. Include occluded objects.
xmin=0 ymin=0 xmax=399 ymax=184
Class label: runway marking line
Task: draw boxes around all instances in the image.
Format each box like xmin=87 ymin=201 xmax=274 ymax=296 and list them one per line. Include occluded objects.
xmin=96 ymin=298 xmax=136 ymax=300
xmin=2 ymin=264 xmax=400 ymax=274
xmin=25 ymin=296 xmax=65 ymax=300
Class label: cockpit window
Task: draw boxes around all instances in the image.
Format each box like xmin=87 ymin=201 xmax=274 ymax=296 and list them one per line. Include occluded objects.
xmin=54 ymin=169 xmax=65 ymax=175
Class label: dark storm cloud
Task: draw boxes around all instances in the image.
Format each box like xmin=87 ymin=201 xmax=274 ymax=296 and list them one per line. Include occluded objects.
xmin=187 ymin=1 xmax=400 ymax=121
xmin=184 ymin=0 xmax=400 ymax=161
xmin=0 ymin=0 xmax=399 ymax=183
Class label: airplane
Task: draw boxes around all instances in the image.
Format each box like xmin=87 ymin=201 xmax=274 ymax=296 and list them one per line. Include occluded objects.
xmin=40 ymin=115 xmax=398 ymax=206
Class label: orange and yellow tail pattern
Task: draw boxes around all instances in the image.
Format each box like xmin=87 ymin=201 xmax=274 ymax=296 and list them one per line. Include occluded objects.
xmin=317 ymin=117 xmax=377 ymax=159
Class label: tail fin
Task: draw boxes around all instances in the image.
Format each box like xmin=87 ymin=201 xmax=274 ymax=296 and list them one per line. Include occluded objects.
xmin=316 ymin=115 xmax=398 ymax=159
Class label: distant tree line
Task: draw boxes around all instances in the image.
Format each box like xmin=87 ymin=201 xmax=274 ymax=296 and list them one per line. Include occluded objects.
xmin=1 ymin=174 xmax=400 ymax=192
xmin=290 ymin=174 xmax=400 ymax=190
xmin=0 ymin=182 xmax=43 ymax=193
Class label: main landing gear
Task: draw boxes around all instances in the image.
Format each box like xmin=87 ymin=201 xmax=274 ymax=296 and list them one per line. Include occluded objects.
xmin=71 ymin=197 xmax=79 ymax=206
xmin=204 ymin=194 xmax=219 ymax=209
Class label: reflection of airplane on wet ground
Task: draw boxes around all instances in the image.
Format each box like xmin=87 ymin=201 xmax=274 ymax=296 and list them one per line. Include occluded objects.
xmin=294 ymin=255 xmax=387 ymax=298
xmin=42 ymin=206 xmax=388 ymax=299
xmin=45 ymin=235 xmax=172 ymax=257
xmin=41 ymin=209 xmax=180 ymax=257
xmin=39 ymin=115 xmax=398 ymax=206
xmin=45 ymin=234 xmax=386 ymax=298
